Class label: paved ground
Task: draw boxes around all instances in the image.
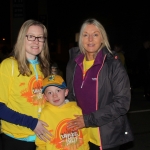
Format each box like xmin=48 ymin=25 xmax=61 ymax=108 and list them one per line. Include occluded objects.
xmin=123 ymin=88 xmax=150 ymax=150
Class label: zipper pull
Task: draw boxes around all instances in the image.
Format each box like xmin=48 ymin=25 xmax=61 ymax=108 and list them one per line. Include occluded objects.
xmin=81 ymin=81 xmax=84 ymax=88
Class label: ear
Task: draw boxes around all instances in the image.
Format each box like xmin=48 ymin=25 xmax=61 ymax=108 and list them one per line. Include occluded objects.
xmin=64 ymin=89 xmax=69 ymax=97
xmin=43 ymin=94 xmax=48 ymax=101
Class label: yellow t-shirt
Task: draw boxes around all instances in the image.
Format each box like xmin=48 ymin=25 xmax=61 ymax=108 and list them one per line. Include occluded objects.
xmin=36 ymin=101 xmax=89 ymax=150
xmin=83 ymin=57 xmax=94 ymax=78
xmin=83 ymin=57 xmax=101 ymax=146
xmin=0 ymin=57 xmax=45 ymax=138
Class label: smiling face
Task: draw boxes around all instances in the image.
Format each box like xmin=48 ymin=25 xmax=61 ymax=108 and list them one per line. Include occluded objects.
xmin=44 ymin=86 xmax=69 ymax=107
xmin=25 ymin=25 xmax=45 ymax=60
xmin=82 ymin=24 xmax=103 ymax=60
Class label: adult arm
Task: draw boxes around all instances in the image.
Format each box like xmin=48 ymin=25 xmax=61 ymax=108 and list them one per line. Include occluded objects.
xmin=0 ymin=102 xmax=37 ymax=130
xmin=84 ymin=59 xmax=131 ymax=127
xmin=0 ymin=102 xmax=51 ymax=141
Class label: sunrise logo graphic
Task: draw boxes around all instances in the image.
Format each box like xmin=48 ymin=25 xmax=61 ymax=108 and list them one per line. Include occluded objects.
xmin=50 ymin=119 xmax=84 ymax=150
xmin=21 ymin=76 xmax=45 ymax=105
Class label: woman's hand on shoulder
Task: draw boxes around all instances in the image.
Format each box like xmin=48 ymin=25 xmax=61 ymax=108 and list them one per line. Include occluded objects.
xmin=34 ymin=120 xmax=52 ymax=142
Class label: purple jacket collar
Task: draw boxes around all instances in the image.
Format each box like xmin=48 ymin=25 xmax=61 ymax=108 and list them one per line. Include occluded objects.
xmin=75 ymin=50 xmax=104 ymax=66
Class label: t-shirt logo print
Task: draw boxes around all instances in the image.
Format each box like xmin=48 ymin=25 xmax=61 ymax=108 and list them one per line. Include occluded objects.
xmin=50 ymin=119 xmax=84 ymax=150
xmin=21 ymin=76 xmax=45 ymax=105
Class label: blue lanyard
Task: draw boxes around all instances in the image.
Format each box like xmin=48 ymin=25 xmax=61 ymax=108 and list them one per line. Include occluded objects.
xmin=28 ymin=57 xmax=39 ymax=80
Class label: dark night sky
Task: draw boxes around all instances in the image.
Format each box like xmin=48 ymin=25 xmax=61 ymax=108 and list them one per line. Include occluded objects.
xmin=0 ymin=0 xmax=150 ymax=52
xmin=0 ymin=0 xmax=11 ymax=43
xmin=48 ymin=0 xmax=150 ymax=48
xmin=46 ymin=0 xmax=150 ymax=54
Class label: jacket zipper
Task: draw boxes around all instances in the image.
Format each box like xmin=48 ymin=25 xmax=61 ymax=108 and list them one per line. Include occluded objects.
xmin=80 ymin=62 xmax=92 ymax=88
xmin=81 ymin=81 xmax=84 ymax=88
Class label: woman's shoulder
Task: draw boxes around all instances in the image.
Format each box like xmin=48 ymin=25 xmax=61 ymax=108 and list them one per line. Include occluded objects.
xmin=69 ymin=47 xmax=81 ymax=59
xmin=104 ymin=51 xmax=126 ymax=75
xmin=0 ymin=57 xmax=17 ymax=69
xmin=1 ymin=57 xmax=16 ymax=64
xmin=105 ymin=50 xmax=120 ymax=63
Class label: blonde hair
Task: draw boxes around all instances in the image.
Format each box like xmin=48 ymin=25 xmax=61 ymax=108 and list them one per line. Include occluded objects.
xmin=12 ymin=19 xmax=50 ymax=77
xmin=78 ymin=18 xmax=112 ymax=54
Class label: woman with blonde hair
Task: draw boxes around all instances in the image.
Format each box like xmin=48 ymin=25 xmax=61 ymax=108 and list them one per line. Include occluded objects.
xmin=0 ymin=19 xmax=51 ymax=150
xmin=66 ymin=18 xmax=134 ymax=150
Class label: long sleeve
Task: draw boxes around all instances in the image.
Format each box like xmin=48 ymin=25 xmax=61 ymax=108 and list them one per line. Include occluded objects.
xmin=0 ymin=102 xmax=38 ymax=130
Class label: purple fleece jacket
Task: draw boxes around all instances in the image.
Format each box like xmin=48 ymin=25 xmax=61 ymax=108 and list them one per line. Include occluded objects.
xmin=74 ymin=50 xmax=104 ymax=115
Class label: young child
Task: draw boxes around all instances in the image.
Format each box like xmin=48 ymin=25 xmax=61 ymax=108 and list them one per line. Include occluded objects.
xmin=35 ymin=75 xmax=89 ymax=150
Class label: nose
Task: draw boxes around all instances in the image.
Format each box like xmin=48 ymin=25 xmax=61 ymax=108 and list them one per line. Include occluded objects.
xmin=53 ymin=92 xmax=57 ymax=97
xmin=88 ymin=34 xmax=93 ymax=41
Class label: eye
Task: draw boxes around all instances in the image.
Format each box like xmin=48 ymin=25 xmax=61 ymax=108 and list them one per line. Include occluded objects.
xmin=38 ymin=36 xmax=45 ymax=42
xmin=27 ymin=35 xmax=35 ymax=40
xmin=29 ymin=35 xmax=34 ymax=38
xmin=38 ymin=37 xmax=44 ymax=40
xmin=83 ymin=34 xmax=88 ymax=37
xmin=93 ymin=34 xmax=99 ymax=37
xmin=57 ymin=89 xmax=60 ymax=92
xmin=48 ymin=91 xmax=52 ymax=95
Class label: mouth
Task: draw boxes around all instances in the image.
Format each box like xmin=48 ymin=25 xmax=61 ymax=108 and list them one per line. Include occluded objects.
xmin=31 ymin=46 xmax=39 ymax=49
xmin=53 ymin=99 xmax=59 ymax=103
xmin=87 ymin=44 xmax=95 ymax=47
